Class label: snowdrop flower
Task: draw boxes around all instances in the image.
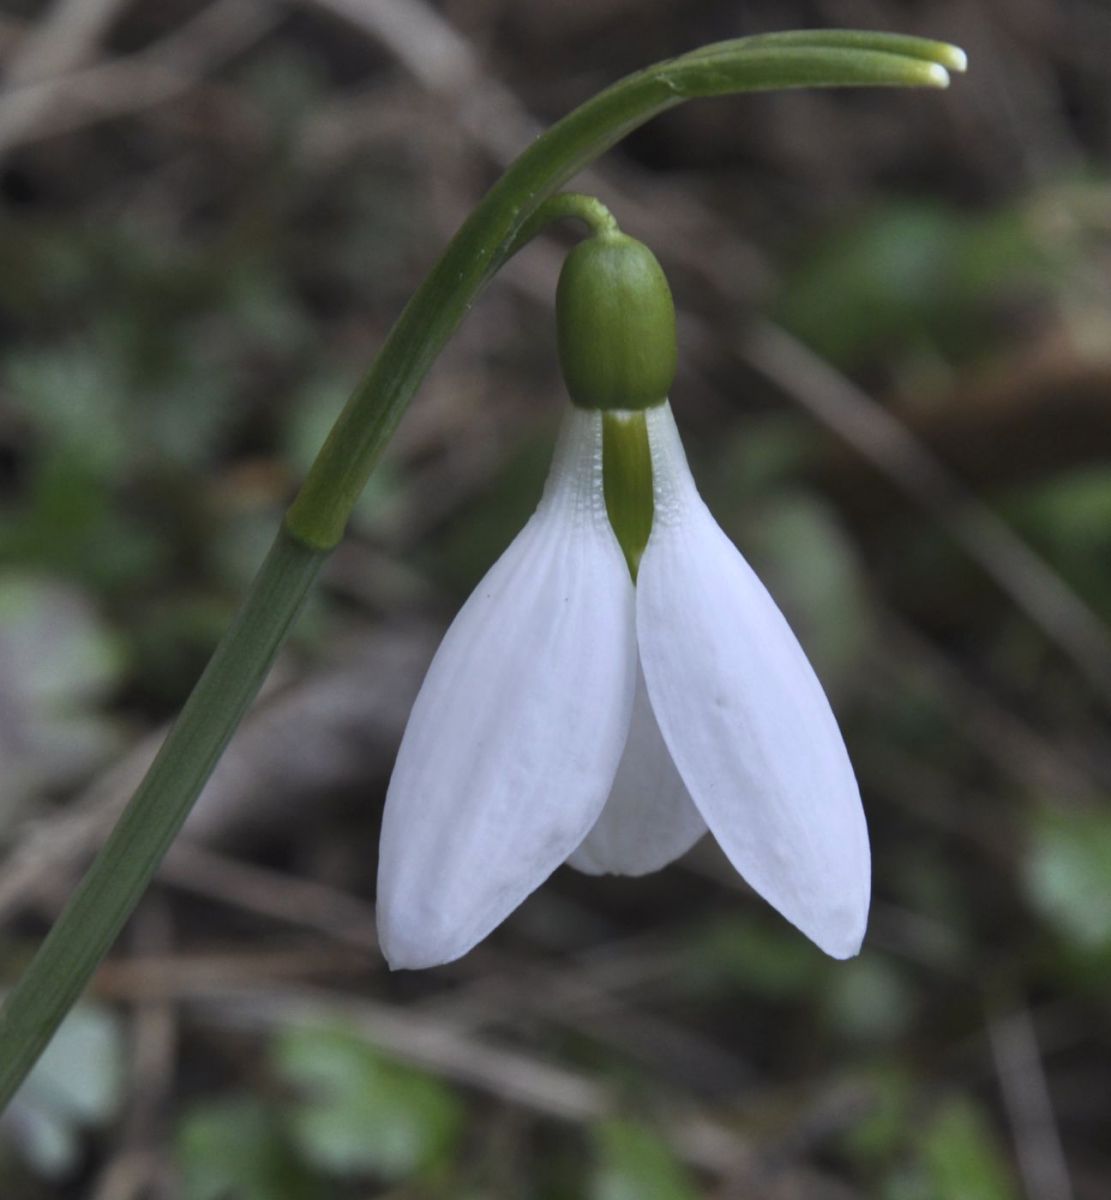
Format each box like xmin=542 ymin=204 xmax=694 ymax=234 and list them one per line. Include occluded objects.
xmin=378 ymin=229 xmax=870 ymax=969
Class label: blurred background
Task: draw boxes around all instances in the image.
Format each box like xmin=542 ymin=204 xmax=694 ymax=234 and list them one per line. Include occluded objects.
xmin=0 ymin=0 xmax=1109 ymax=1196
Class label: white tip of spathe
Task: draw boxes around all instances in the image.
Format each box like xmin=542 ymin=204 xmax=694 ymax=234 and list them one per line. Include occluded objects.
xmin=942 ymin=45 xmax=968 ymax=74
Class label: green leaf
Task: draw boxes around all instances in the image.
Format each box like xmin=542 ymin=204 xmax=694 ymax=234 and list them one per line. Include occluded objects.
xmin=0 ymin=443 xmax=166 ymax=591
xmin=2 ymin=1003 xmax=124 ymax=1179
xmin=177 ymin=1098 xmax=320 ymax=1200
xmin=0 ymin=573 xmax=125 ymax=821
xmin=839 ymin=1065 xmax=915 ymax=1165
xmin=4 ymin=344 xmax=130 ymax=480
xmin=0 ymin=574 xmax=122 ymax=706
xmin=433 ymin=433 xmax=549 ymax=597
xmin=1002 ymin=468 xmax=1111 ymax=618
xmin=1025 ymin=808 xmax=1111 ymax=950
xmin=736 ymin=491 xmax=871 ymax=687
xmin=822 ymin=956 xmax=917 ymax=1043
xmin=776 ymin=199 xmax=1048 ymax=368
xmin=776 ymin=203 xmax=956 ymax=365
xmin=682 ymin=914 xmax=824 ymax=1000
xmin=590 ymin=1119 xmax=699 ymax=1200
xmin=918 ymin=1098 xmax=1018 ymax=1200
xmin=273 ymin=1025 xmax=463 ymax=1181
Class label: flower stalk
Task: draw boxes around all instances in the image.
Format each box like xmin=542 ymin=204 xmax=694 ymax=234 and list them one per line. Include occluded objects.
xmin=0 ymin=30 xmax=964 ymax=1110
xmin=282 ymin=31 xmax=963 ymax=551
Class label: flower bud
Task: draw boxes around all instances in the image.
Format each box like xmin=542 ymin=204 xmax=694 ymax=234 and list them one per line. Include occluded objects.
xmin=556 ymin=232 xmax=677 ymax=411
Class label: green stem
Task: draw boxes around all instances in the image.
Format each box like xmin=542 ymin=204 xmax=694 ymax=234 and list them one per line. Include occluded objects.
xmin=0 ymin=529 xmax=325 ymax=1105
xmin=505 ymin=193 xmax=619 ymax=258
xmin=0 ymin=29 xmax=964 ymax=1111
xmin=284 ymin=33 xmax=962 ymax=551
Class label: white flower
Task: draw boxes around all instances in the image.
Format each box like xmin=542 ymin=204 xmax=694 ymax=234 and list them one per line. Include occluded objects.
xmin=377 ymin=401 xmax=870 ymax=969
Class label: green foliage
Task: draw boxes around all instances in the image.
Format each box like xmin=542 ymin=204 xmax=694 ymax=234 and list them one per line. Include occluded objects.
xmin=780 ymin=203 xmax=955 ymax=365
xmin=1003 ymin=467 xmax=1111 ymax=618
xmin=273 ymin=1025 xmax=463 ymax=1181
xmin=776 ymin=199 xmax=1051 ymax=368
xmin=0 ymin=573 xmax=124 ymax=821
xmin=701 ymin=425 xmax=872 ymax=687
xmin=590 ymin=1120 xmax=699 ymax=1200
xmin=175 ymin=1027 xmax=464 ymax=1195
xmin=178 ymin=1099 xmax=321 ymax=1200
xmin=0 ymin=203 xmax=333 ymax=704
xmin=1 ymin=1004 xmax=123 ymax=1179
xmin=839 ymin=1065 xmax=916 ymax=1166
xmin=0 ymin=10 xmax=1104 ymax=1194
xmin=844 ymin=1085 xmax=1018 ymax=1200
xmin=916 ymin=1098 xmax=1019 ymax=1200
xmin=281 ymin=371 xmax=407 ymax=537
xmin=733 ymin=490 xmax=873 ymax=687
xmin=821 ymin=956 xmax=918 ymax=1043
xmin=682 ymin=914 xmax=824 ymax=1000
xmin=433 ymin=433 xmax=550 ymax=596
xmin=1025 ymin=807 xmax=1111 ymax=950
xmin=0 ymin=575 xmax=121 ymax=705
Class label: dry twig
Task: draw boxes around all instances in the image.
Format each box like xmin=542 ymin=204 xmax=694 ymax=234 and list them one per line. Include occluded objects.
xmin=0 ymin=0 xmax=278 ymax=154
xmin=742 ymin=320 xmax=1111 ymax=706
xmin=988 ymin=1001 xmax=1074 ymax=1200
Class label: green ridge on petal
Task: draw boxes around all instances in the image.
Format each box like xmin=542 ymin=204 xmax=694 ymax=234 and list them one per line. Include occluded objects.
xmin=603 ymin=409 xmax=655 ymax=579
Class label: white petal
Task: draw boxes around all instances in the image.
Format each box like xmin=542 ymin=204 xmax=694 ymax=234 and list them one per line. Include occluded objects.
xmin=568 ymin=663 xmax=706 ymax=876
xmin=377 ymin=406 xmax=636 ymax=969
xmin=636 ymin=403 xmax=870 ymax=958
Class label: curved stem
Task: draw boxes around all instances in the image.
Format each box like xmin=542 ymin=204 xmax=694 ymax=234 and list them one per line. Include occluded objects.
xmin=284 ymin=34 xmax=962 ymax=550
xmin=0 ymin=30 xmax=964 ymax=1111
xmin=0 ymin=529 xmax=324 ymax=1108
xmin=505 ymin=193 xmax=619 ymax=259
